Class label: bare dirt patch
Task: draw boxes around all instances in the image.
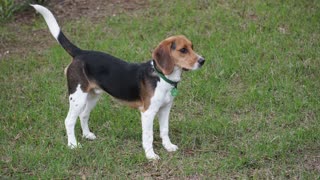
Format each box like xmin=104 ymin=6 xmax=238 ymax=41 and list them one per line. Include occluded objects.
xmin=304 ymin=152 xmax=320 ymax=173
xmin=0 ymin=0 xmax=148 ymax=60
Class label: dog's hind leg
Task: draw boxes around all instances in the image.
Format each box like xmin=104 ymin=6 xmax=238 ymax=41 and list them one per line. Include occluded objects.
xmin=65 ymin=84 xmax=88 ymax=148
xmin=80 ymin=92 xmax=101 ymax=140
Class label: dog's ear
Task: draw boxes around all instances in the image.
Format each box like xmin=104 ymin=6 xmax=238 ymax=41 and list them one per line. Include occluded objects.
xmin=152 ymin=40 xmax=175 ymax=75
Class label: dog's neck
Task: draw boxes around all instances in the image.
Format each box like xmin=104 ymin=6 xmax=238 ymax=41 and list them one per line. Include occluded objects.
xmin=166 ymin=66 xmax=182 ymax=83
xmin=152 ymin=60 xmax=182 ymax=87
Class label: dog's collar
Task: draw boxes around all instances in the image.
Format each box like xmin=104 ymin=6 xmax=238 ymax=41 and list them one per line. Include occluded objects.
xmin=152 ymin=60 xmax=179 ymax=88
xmin=152 ymin=60 xmax=179 ymax=97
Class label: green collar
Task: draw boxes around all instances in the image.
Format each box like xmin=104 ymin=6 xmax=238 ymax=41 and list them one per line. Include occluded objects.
xmin=152 ymin=60 xmax=179 ymax=88
xmin=152 ymin=60 xmax=179 ymax=97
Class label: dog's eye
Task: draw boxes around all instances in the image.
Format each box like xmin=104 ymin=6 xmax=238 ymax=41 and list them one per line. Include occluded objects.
xmin=179 ymin=48 xmax=188 ymax=54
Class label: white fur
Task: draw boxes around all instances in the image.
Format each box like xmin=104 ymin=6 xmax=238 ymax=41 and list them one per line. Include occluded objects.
xmin=140 ymin=64 xmax=181 ymax=160
xmin=31 ymin=4 xmax=202 ymax=161
xmin=80 ymin=92 xmax=101 ymax=140
xmin=31 ymin=4 xmax=60 ymax=40
xmin=65 ymin=85 xmax=101 ymax=148
xmin=64 ymin=65 xmax=182 ymax=159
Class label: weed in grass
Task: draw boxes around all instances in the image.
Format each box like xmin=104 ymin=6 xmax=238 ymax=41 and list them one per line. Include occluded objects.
xmin=0 ymin=0 xmax=17 ymax=21
xmin=0 ymin=0 xmax=47 ymax=22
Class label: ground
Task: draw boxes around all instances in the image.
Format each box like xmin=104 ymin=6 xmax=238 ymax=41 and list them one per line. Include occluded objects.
xmin=1 ymin=0 xmax=319 ymax=178
xmin=0 ymin=0 xmax=148 ymax=60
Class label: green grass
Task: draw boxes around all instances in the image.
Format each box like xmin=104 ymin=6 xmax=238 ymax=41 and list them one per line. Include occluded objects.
xmin=1 ymin=0 xmax=320 ymax=178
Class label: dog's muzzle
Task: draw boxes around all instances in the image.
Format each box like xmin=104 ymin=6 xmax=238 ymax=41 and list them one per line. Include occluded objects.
xmin=183 ymin=57 xmax=206 ymax=71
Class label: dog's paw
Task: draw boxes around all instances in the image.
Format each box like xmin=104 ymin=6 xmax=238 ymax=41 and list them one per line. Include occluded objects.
xmin=83 ymin=132 xmax=96 ymax=140
xmin=146 ymin=152 xmax=160 ymax=160
xmin=68 ymin=142 xmax=82 ymax=149
xmin=164 ymin=143 xmax=179 ymax=152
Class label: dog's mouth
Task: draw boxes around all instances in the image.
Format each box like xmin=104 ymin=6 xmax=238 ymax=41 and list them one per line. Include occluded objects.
xmin=182 ymin=68 xmax=190 ymax=71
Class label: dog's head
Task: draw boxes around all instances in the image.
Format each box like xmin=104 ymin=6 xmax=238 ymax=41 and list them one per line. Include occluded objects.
xmin=152 ymin=35 xmax=205 ymax=75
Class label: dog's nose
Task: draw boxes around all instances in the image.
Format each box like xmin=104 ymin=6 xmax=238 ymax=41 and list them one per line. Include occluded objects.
xmin=198 ymin=57 xmax=205 ymax=66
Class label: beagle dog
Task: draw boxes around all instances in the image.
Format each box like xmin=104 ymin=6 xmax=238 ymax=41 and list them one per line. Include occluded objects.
xmin=31 ymin=4 xmax=205 ymax=160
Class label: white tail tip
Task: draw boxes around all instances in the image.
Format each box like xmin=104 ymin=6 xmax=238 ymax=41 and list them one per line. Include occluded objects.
xmin=31 ymin=4 xmax=60 ymax=40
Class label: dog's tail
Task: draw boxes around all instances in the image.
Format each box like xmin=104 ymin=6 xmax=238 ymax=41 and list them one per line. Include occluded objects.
xmin=31 ymin=4 xmax=82 ymax=57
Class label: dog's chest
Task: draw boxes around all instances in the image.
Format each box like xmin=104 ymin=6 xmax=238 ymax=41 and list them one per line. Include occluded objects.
xmin=161 ymin=89 xmax=174 ymax=105
xmin=150 ymin=81 xmax=174 ymax=108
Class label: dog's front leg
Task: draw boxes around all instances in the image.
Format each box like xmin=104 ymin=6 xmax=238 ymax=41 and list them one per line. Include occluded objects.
xmin=158 ymin=101 xmax=178 ymax=152
xmin=141 ymin=110 xmax=159 ymax=160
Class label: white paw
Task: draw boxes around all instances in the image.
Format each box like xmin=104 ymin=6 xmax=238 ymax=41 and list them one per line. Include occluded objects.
xmin=164 ymin=143 xmax=179 ymax=152
xmin=68 ymin=142 xmax=82 ymax=149
xmin=146 ymin=152 xmax=160 ymax=160
xmin=83 ymin=132 xmax=97 ymax=140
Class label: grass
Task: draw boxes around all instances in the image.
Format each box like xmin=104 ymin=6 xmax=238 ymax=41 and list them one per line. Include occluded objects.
xmin=1 ymin=0 xmax=320 ymax=178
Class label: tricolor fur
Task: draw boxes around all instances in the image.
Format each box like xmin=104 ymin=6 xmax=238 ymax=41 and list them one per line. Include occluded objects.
xmin=31 ymin=4 xmax=205 ymax=160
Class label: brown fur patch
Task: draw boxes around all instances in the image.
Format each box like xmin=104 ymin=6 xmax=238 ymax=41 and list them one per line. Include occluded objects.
xmin=118 ymin=100 xmax=143 ymax=109
xmin=171 ymin=36 xmax=199 ymax=69
xmin=117 ymin=78 xmax=155 ymax=112
xmin=152 ymin=40 xmax=175 ymax=75
xmin=66 ymin=59 xmax=91 ymax=94
xmin=139 ymin=78 xmax=155 ymax=112
xmin=153 ymin=35 xmax=199 ymax=73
